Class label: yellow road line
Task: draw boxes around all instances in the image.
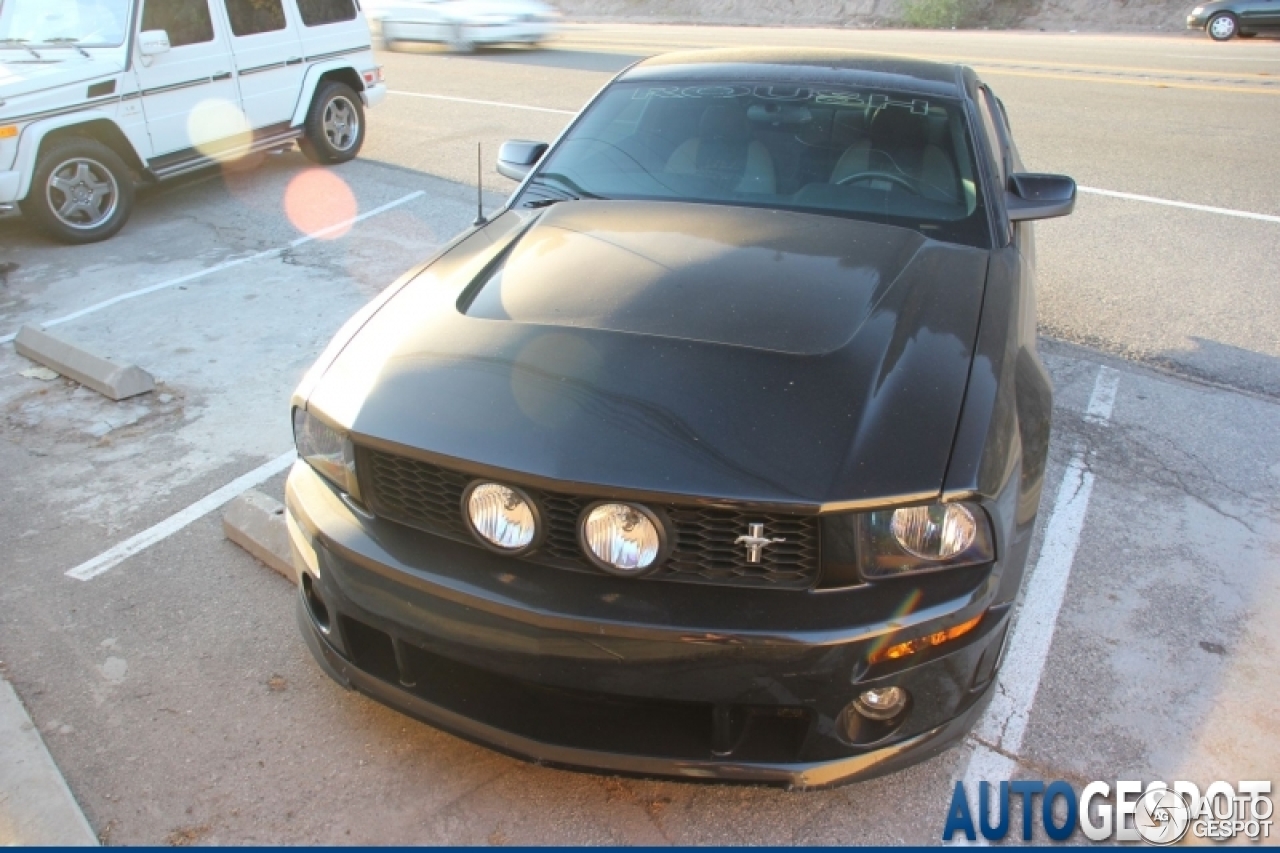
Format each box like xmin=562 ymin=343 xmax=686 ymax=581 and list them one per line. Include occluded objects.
xmin=555 ymin=36 xmax=1274 ymax=84
xmin=555 ymin=38 xmax=1280 ymax=96
xmin=974 ymin=67 xmax=1280 ymax=95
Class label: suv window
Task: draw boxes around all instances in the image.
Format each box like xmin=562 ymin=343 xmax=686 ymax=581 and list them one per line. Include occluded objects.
xmin=224 ymin=0 xmax=287 ymax=35
xmin=140 ymin=0 xmax=215 ymax=46
xmin=296 ymin=0 xmax=355 ymax=27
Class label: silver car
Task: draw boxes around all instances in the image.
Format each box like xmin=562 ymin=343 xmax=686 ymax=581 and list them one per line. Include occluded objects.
xmin=369 ymin=0 xmax=558 ymax=52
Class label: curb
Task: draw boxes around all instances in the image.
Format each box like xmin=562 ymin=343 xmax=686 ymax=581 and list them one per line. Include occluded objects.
xmin=223 ymin=490 xmax=296 ymax=584
xmin=0 ymin=678 xmax=98 ymax=846
xmin=14 ymin=325 xmax=154 ymax=401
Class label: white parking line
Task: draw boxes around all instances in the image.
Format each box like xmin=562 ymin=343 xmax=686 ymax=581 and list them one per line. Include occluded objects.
xmin=0 ymin=191 xmax=425 ymax=345
xmin=1079 ymin=186 xmax=1280 ymax=224
xmin=388 ymin=90 xmax=577 ymax=115
xmin=955 ymin=366 xmax=1121 ymax=829
xmin=66 ymin=451 xmax=296 ymax=582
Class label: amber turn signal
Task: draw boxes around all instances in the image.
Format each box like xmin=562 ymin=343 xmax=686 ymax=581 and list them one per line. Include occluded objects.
xmin=870 ymin=613 xmax=983 ymax=665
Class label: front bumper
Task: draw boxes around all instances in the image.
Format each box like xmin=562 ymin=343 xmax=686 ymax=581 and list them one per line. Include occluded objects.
xmin=1187 ymin=12 xmax=1208 ymax=28
xmin=287 ymin=462 xmax=1013 ymax=788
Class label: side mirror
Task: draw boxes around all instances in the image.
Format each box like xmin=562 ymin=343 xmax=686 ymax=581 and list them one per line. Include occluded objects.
xmin=138 ymin=29 xmax=171 ymax=59
xmin=1006 ymin=173 xmax=1076 ymax=222
xmin=496 ymin=139 xmax=548 ymax=182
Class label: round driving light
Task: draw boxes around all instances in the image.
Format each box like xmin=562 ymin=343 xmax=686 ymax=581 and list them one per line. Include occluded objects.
xmin=582 ymin=503 xmax=662 ymax=575
xmin=890 ymin=504 xmax=977 ymax=560
xmin=854 ymin=686 xmax=909 ymax=721
xmin=465 ymin=482 xmax=537 ymax=552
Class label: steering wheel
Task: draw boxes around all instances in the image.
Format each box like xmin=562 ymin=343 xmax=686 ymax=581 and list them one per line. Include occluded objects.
xmin=835 ymin=171 xmax=921 ymax=195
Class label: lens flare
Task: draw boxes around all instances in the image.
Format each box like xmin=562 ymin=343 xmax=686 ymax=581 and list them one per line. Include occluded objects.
xmin=187 ymin=98 xmax=252 ymax=162
xmin=284 ymin=169 xmax=358 ymax=239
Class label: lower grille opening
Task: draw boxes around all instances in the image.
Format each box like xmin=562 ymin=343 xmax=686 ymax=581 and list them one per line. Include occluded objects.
xmin=301 ymin=573 xmax=331 ymax=633
xmin=339 ymin=613 xmax=813 ymax=763
xmin=341 ymin=616 xmax=398 ymax=684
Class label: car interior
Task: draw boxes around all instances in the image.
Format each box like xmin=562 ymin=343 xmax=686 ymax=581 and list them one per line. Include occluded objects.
xmin=533 ymin=83 xmax=990 ymax=246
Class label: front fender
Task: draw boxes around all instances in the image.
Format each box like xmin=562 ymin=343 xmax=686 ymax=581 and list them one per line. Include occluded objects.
xmin=10 ymin=112 xmax=143 ymax=202
xmin=290 ymin=62 xmax=365 ymax=127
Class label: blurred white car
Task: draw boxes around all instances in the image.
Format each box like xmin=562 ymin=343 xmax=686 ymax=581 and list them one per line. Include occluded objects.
xmin=368 ymin=0 xmax=559 ymax=52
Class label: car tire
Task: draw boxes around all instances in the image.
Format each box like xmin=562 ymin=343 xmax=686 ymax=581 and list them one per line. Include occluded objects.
xmin=448 ymin=23 xmax=475 ymax=53
xmin=298 ymin=81 xmax=366 ymax=165
xmin=1207 ymin=12 xmax=1238 ymax=40
xmin=20 ymin=137 xmax=135 ymax=244
xmin=379 ymin=20 xmax=402 ymax=50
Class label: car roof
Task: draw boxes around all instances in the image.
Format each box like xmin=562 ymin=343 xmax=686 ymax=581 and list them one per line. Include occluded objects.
xmin=619 ymin=48 xmax=971 ymax=99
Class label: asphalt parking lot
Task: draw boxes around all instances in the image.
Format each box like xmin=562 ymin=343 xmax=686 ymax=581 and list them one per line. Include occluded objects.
xmin=1 ymin=24 xmax=1278 ymax=845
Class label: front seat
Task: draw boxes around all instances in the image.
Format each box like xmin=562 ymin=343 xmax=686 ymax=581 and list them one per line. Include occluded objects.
xmin=665 ymin=105 xmax=776 ymax=195
xmin=830 ymin=107 xmax=959 ymax=202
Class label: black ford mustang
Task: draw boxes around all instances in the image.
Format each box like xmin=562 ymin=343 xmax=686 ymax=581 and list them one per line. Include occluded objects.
xmin=286 ymin=49 xmax=1076 ymax=788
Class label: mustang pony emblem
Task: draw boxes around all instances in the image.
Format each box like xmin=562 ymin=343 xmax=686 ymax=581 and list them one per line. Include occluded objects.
xmin=735 ymin=523 xmax=786 ymax=563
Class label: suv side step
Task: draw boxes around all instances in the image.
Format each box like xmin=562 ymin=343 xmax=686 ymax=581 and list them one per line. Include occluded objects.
xmin=148 ymin=123 xmax=304 ymax=181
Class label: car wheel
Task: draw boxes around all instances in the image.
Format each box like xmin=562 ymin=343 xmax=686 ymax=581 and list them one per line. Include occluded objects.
xmin=448 ymin=23 xmax=475 ymax=53
xmin=298 ymin=81 xmax=366 ymax=165
xmin=1207 ymin=12 xmax=1238 ymax=40
xmin=20 ymin=138 xmax=134 ymax=244
xmin=379 ymin=21 xmax=402 ymax=50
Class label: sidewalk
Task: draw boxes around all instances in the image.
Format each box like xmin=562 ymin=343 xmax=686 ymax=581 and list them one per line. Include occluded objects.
xmin=0 ymin=676 xmax=97 ymax=846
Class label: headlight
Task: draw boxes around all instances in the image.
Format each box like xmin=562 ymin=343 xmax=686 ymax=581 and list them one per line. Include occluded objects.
xmin=292 ymin=408 xmax=359 ymax=498
xmin=582 ymin=503 xmax=663 ymax=576
xmin=1192 ymin=5 xmax=1204 ymax=13
xmin=855 ymin=501 xmax=994 ymax=580
xmin=464 ymin=482 xmax=538 ymax=552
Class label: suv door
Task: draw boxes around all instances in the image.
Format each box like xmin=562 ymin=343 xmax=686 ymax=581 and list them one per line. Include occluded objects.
xmin=134 ymin=0 xmax=242 ymax=158
xmin=219 ymin=0 xmax=307 ymax=131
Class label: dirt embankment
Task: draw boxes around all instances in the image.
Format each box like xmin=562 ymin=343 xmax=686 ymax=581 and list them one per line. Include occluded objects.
xmin=555 ymin=0 xmax=1196 ymax=32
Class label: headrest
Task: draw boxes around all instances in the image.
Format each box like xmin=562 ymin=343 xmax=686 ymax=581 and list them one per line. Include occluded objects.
xmin=868 ymin=107 xmax=930 ymax=147
xmin=699 ymin=105 xmax=747 ymax=139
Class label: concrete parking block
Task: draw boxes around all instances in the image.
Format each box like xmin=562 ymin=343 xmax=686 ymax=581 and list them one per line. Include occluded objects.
xmin=223 ymin=489 xmax=295 ymax=584
xmin=14 ymin=326 xmax=154 ymax=401
xmin=0 ymin=678 xmax=97 ymax=846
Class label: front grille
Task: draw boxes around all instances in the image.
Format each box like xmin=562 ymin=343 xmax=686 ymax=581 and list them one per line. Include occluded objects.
xmin=359 ymin=447 xmax=820 ymax=590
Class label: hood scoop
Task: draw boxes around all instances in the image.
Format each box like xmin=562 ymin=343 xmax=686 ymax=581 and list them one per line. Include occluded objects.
xmin=461 ymin=201 xmax=926 ymax=356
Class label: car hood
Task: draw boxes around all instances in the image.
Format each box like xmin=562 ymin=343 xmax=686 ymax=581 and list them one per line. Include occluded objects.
xmin=0 ymin=54 xmax=120 ymax=109
xmin=308 ymin=201 xmax=990 ymax=507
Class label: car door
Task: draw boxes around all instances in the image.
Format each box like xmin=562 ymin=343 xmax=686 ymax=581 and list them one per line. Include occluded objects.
xmin=134 ymin=0 xmax=242 ymax=158
xmin=1241 ymin=0 xmax=1280 ymax=28
xmin=219 ymin=0 xmax=306 ymax=131
xmin=385 ymin=0 xmax=449 ymax=42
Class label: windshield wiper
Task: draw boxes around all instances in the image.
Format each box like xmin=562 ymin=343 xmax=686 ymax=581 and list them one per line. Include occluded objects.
xmin=524 ymin=197 xmax=566 ymax=209
xmin=527 ymin=172 xmax=601 ymax=202
xmin=43 ymin=37 xmax=91 ymax=58
xmin=0 ymin=38 xmax=42 ymax=59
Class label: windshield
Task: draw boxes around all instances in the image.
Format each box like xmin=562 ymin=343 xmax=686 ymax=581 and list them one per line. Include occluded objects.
xmin=524 ymin=81 xmax=991 ymax=248
xmin=0 ymin=0 xmax=131 ymax=48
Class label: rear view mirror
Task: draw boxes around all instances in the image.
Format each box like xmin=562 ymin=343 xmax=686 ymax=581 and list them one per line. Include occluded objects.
xmin=496 ymin=140 xmax=548 ymax=182
xmin=1006 ymin=173 xmax=1076 ymax=222
xmin=138 ymin=30 xmax=171 ymax=59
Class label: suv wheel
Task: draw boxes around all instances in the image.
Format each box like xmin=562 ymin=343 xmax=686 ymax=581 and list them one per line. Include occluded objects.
xmin=1207 ymin=12 xmax=1238 ymax=40
xmin=299 ymin=82 xmax=365 ymax=165
xmin=21 ymin=138 xmax=134 ymax=244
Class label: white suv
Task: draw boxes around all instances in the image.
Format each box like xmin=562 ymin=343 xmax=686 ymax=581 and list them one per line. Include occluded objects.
xmin=0 ymin=0 xmax=385 ymax=243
